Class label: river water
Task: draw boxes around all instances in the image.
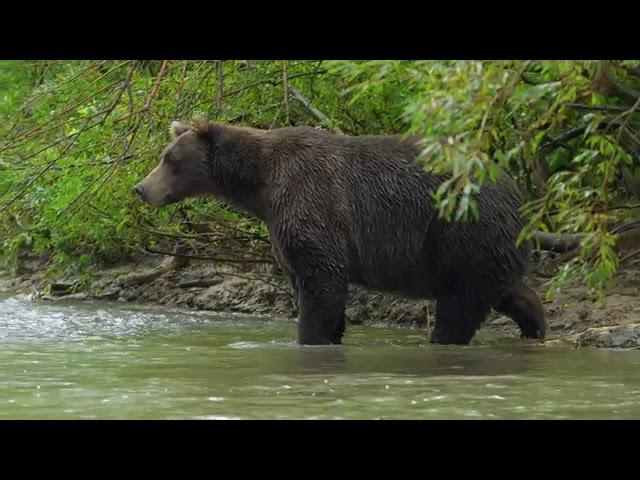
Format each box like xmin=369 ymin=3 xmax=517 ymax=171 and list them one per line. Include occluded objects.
xmin=1 ymin=293 xmax=639 ymax=419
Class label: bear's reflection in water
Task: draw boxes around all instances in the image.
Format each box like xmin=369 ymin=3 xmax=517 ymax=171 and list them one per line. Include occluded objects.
xmin=283 ymin=343 xmax=540 ymax=378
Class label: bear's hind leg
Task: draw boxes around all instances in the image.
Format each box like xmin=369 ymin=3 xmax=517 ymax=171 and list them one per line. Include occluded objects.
xmin=430 ymin=297 xmax=491 ymax=345
xmin=494 ymin=280 xmax=546 ymax=339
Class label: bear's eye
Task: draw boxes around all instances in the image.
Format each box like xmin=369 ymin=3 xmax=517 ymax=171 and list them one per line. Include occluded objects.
xmin=164 ymin=153 xmax=180 ymax=173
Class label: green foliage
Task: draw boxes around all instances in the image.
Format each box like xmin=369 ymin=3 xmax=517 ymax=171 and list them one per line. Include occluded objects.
xmin=1 ymin=60 xmax=639 ymax=297
xmin=334 ymin=60 xmax=640 ymax=295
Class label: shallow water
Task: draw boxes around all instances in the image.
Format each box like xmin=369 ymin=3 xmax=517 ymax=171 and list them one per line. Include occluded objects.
xmin=1 ymin=293 xmax=640 ymax=419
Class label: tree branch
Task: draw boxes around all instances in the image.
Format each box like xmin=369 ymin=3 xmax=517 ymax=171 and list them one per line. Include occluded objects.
xmin=290 ymin=86 xmax=343 ymax=134
xmin=144 ymin=248 xmax=273 ymax=264
xmin=567 ymin=103 xmax=632 ymax=113
xmin=538 ymin=126 xmax=587 ymax=152
xmin=531 ymin=231 xmax=584 ymax=253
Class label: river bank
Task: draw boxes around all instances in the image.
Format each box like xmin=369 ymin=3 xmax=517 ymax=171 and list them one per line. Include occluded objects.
xmin=1 ymin=252 xmax=639 ymax=349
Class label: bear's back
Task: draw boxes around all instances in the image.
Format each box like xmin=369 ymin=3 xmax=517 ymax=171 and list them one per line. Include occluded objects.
xmin=264 ymin=127 xmax=527 ymax=297
xmin=266 ymin=128 xmax=441 ymax=290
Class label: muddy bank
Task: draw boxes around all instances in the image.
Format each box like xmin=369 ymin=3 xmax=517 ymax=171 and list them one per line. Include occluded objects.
xmin=1 ymin=252 xmax=639 ymax=349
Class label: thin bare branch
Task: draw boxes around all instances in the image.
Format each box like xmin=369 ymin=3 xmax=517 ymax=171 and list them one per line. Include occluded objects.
xmin=0 ymin=78 xmax=123 ymax=152
xmin=145 ymin=247 xmax=273 ymax=264
xmin=216 ymin=60 xmax=224 ymax=111
xmin=283 ymin=60 xmax=290 ymax=125
xmin=290 ymin=86 xmax=343 ymax=134
xmin=0 ymin=115 xmax=99 ymax=213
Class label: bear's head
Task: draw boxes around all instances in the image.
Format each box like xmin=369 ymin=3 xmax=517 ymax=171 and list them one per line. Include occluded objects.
xmin=135 ymin=119 xmax=216 ymax=207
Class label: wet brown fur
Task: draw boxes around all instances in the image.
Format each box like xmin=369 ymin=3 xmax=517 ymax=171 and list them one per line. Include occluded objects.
xmin=136 ymin=119 xmax=547 ymax=345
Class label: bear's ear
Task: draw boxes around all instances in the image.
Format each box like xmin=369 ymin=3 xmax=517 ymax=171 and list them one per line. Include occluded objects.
xmin=170 ymin=121 xmax=191 ymax=139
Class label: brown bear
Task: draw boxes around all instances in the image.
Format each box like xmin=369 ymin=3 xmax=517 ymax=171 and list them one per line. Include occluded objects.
xmin=135 ymin=117 xmax=546 ymax=345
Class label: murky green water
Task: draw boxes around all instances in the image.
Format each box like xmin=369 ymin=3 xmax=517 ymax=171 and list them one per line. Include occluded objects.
xmin=2 ymin=293 xmax=640 ymax=419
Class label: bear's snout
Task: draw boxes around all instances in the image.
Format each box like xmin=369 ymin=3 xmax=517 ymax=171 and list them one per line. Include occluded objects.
xmin=133 ymin=177 xmax=174 ymax=207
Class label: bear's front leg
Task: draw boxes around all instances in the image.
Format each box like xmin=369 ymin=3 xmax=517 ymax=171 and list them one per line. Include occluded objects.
xmin=270 ymin=235 xmax=300 ymax=314
xmin=298 ymin=289 xmax=347 ymax=345
xmin=274 ymin=228 xmax=349 ymax=345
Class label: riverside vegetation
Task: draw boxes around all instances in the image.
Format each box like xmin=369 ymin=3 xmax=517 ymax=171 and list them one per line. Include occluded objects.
xmin=1 ymin=60 xmax=640 ymax=348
